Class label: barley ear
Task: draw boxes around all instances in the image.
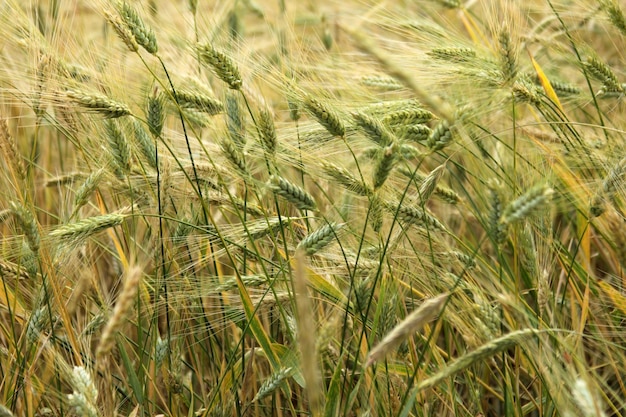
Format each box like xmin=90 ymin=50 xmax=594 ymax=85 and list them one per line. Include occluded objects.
xmin=366 ymin=293 xmax=448 ymax=367
xmin=297 ymin=222 xmax=343 ymax=255
xmin=415 ymin=329 xmax=537 ymax=392
xmin=66 ymin=90 xmax=132 ymax=118
xmin=104 ymin=9 xmax=138 ymax=52
xmin=0 ymin=118 xmax=26 ymax=181
xmin=117 ymin=1 xmax=158 ymax=54
xmin=418 ymin=164 xmax=446 ymax=204
xmin=147 ymin=88 xmax=165 ymax=137
xmin=132 ymin=119 xmax=158 ymax=169
xmin=322 ymin=162 xmax=372 ymax=197
xmin=293 ymin=250 xmax=324 ymax=414
xmin=352 ymin=111 xmax=394 ymax=146
xmin=173 ymin=89 xmax=224 ymax=115
xmin=258 ymin=108 xmax=277 ymax=157
xmin=67 ymin=366 xmax=99 ymax=417
xmin=220 ymin=137 xmax=249 ymax=177
xmin=253 ymin=367 xmax=294 ymax=403
xmin=501 ymin=184 xmax=553 ymax=225
xmin=427 ymin=120 xmax=454 ymax=152
xmin=498 ymin=28 xmax=518 ymax=82
xmin=196 ymin=43 xmax=242 ymax=90
xmin=303 ymin=96 xmax=345 ymax=137
xmin=601 ymin=0 xmax=626 ymax=36
xmin=105 ymin=120 xmax=131 ymax=177
xmin=0 ymin=404 xmax=14 ymax=417
xmin=96 ymin=266 xmax=142 ymax=368
xmin=268 ymin=175 xmax=316 ymax=210
xmin=225 ymin=92 xmax=246 ymax=146
xmin=9 ymin=202 xmax=40 ymax=253
xmin=584 ymin=56 xmax=624 ymax=94
xmin=373 ymin=143 xmax=399 ymax=189
xmin=73 ymin=169 xmax=106 ymax=216
xmin=50 ymin=210 xmax=129 ymax=248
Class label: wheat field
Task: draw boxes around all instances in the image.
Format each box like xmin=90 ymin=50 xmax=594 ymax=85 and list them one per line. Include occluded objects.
xmin=1 ymin=0 xmax=626 ymax=416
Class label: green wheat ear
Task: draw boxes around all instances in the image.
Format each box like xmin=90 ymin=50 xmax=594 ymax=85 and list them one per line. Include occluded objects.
xmin=268 ymin=175 xmax=316 ymax=211
xmin=117 ymin=1 xmax=158 ymax=54
xmin=297 ymin=222 xmax=343 ymax=255
xmin=196 ymin=43 xmax=243 ymax=90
